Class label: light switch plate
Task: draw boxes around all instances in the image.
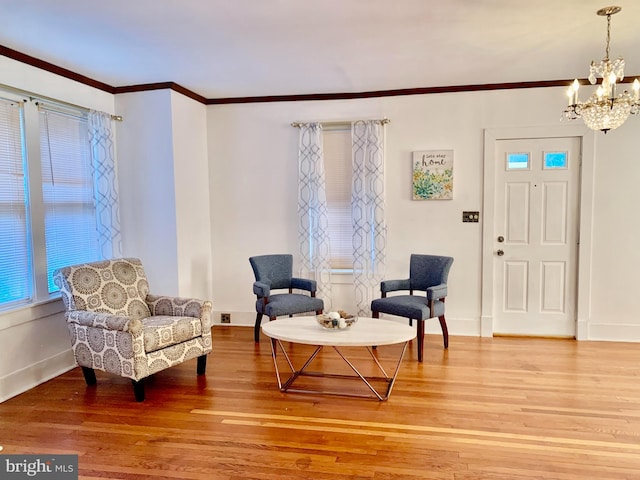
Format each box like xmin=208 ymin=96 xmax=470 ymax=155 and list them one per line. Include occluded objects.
xmin=462 ymin=211 xmax=480 ymax=223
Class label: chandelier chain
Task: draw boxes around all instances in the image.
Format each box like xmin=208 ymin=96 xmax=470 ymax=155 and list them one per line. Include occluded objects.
xmin=605 ymin=13 xmax=611 ymax=60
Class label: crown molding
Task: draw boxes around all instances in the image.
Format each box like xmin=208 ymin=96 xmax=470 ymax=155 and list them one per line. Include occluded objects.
xmin=0 ymin=45 xmax=116 ymax=93
xmin=205 ymin=80 xmax=574 ymax=104
xmin=2 ymin=44 xmax=637 ymax=106
xmin=113 ymin=82 xmax=207 ymax=104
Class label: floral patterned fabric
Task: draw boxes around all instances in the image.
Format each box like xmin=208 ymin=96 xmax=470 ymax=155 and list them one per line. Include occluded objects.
xmin=54 ymin=258 xmax=212 ymax=381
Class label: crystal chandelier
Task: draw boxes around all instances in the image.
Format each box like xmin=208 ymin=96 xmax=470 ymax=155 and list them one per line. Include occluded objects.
xmin=563 ymin=6 xmax=640 ymax=133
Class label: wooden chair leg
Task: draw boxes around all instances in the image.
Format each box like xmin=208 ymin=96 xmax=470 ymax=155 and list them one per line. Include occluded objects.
xmin=81 ymin=367 xmax=97 ymax=385
xmin=417 ymin=319 xmax=425 ymax=362
xmin=439 ymin=315 xmax=449 ymax=349
xmin=132 ymin=379 xmax=145 ymax=402
xmin=197 ymin=354 xmax=207 ymax=375
xmin=254 ymin=313 xmax=263 ymax=342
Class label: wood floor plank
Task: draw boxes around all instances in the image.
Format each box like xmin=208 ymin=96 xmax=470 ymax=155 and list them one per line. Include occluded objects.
xmin=1 ymin=326 xmax=639 ymax=479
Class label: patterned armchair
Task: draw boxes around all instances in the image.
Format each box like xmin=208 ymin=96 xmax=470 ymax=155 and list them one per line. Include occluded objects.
xmin=53 ymin=258 xmax=212 ymax=401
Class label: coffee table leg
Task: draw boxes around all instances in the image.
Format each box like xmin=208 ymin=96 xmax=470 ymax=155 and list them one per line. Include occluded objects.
xmin=383 ymin=341 xmax=410 ymax=399
xmin=269 ymin=340 xmax=409 ymax=401
xmin=332 ymin=341 xmax=409 ymax=401
xmin=270 ymin=339 xmax=324 ymax=392
xmin=366 ymin=346 xmax=390 ymax=377
xmin=332 ymin=347 xmax=386 ymax=400
xmin=269 ymin=338 xmax=285 ymax=390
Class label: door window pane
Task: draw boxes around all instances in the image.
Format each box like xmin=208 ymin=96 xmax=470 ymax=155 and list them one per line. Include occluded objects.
xmin=544 ymin=151 xmax=568 ymax=169
xmin=507 ymin=153 xmax=529 ymax=170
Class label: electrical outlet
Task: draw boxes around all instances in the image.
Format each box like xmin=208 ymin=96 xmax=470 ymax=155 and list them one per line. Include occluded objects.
xmin=221 ymin=313 xmax=231 ymax=324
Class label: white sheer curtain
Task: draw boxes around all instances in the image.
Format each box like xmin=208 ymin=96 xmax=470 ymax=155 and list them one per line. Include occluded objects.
xmin=351 ymin=120 xmax=387 ymax=316
xmin=297 ymin=123 xmax=333 ymax=309
xmin=89 ymin=110 xmax=122 ymax=259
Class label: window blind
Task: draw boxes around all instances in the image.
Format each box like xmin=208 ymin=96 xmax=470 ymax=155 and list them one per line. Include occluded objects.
xmin=39 ymin=106 xmax=98 ymax=293
xmin=0 ymin=98 xmax=29 ymax=306
xmin=323 ymin=127 xmax=352 ymax=270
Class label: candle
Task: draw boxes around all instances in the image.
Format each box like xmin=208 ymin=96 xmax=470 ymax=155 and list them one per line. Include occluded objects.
xmin=633 ymin=79 xmax=640 ymax=102
xmin=572 ymin=79 xmax=580 ymax=105
xmin=609 ymin=73 xmax=617 ymax=99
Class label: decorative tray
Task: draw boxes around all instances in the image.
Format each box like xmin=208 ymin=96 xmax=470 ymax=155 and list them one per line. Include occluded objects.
xmin=316 ymin=311 xmax=357 ymax=330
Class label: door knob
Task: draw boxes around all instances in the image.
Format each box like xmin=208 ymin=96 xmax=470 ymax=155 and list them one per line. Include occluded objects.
xmin=496 ymin=249 xmax=504 ymax=256
xmin=497 ymin=235 xmax=504 ymax=243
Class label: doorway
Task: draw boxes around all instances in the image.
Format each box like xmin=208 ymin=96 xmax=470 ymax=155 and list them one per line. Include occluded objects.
xmin=481 ymin=126 xmax=595 ymax=339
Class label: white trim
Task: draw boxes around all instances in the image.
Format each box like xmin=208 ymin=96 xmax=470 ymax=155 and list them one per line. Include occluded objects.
xmin=0 ymin=297 xmax=65 ymax=331
xmin=0 ymin=348 xmax=75 ymax=403
xmin=217 ymin=311 xmax=482 ymax=337
xmin=587 ymin=323 xmax=640 ymax=342
xmin=330 ymin=271 xmax=354 ymax=284
xmin=575 ymin=132 xmax=596 ymax=340
xmin=481 ymin=125 xmax=595 ymax=339
xmin=422 ymin=316 xmax=481 ymax=337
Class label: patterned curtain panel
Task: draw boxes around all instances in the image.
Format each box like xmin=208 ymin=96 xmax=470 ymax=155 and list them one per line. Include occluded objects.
xmin=89 ymin=110 xmax=122 ymax=259
xmin=297 ymin=123 xmax=333 ymax=309
xmin=351 ymin=120 xmax=387 ymax=316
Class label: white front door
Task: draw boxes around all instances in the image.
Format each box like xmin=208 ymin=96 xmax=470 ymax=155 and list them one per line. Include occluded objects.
xmin=491 ymin=136 xmax=581 ymax=336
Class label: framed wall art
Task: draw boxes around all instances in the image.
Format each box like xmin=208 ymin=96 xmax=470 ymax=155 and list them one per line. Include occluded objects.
xmin=412 ymin=150 xmax=453 ymax=200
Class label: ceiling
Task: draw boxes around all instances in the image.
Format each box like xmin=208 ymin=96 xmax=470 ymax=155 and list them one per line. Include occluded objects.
xmin=0 ymin=0 xmax=639 ymax=100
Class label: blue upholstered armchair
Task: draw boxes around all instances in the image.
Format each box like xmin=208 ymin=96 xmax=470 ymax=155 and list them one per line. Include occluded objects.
xmin=249 ymin=254 xmax=324 ymax=342
xmin=371 ymin=254 xmax=453 ymax=362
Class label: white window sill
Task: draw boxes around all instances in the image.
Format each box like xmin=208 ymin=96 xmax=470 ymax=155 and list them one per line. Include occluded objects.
xmin=331 ymin=270 xmax=354 ymax=284
xmin=0 ymin=296 xmax=65 ymax=331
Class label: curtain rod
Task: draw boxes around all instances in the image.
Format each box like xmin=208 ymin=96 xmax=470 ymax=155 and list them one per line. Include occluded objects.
xmin=291 ymin=118 xmax=390 ymax=128
xmin=0 ymin=82 xmax=123 ymax=121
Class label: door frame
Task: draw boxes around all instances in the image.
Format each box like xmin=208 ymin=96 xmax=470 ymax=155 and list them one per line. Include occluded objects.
xmin=481 ymin=125 xmax=595 ymax=339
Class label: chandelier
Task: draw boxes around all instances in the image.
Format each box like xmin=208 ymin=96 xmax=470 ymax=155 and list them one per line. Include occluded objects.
xmin=563 ymin=6 xmax=640 ymax=133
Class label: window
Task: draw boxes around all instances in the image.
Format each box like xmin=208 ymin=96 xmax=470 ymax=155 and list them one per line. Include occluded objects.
xmin=0 ymin=97 xmax=29 ymax=305
xmin=323 ymin=126 xmax=352 ymax=271
xmin=0 ymin=93 xmax=102 ymax=310
xmin=507 ymin=152 xmax=530 ymax=170
xmin=40 ymin=106 xmax=99 ymax=293
xmin=544 ymin=151 xmax=568 ymax=169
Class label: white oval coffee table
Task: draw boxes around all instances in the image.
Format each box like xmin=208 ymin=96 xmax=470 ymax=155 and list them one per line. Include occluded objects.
xmin=262 ymin=316 xmax=415 ymax=401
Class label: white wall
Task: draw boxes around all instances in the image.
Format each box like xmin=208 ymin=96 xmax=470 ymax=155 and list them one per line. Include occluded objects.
xmin=115 ymin=90 xmax=179 ymax=293
xmin=170 ymin=91 xmax=213 ymax=300
xmin=115 ymin=89 xmax=212 ymax=298
xmin=588 ymin=132 xmax=640 ymax=339
xmin=207 ymin=87 xmax=640 ymax=341
xmin=0 ymin=57 xmax=116 ymax=402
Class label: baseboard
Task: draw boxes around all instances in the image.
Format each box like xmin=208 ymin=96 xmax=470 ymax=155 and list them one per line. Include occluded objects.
xmin=0 ymin=348 xmax=76 ymax=403
xmin=587 ymin=323 xmax=640 ymax=342
xmin=421 ymin=316 xmax=481 ymax=337
xmin=576 ymin=318 xmax=588 ymax=340
xmin=212 ymin=311 xmax=482 ymax=337
xmin=212 ymin=313 xmax=640 ymax=342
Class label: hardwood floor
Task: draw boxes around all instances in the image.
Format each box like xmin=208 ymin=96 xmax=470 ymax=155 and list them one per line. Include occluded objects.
xmin=1 ymin=325 xmax=639 ymax=479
